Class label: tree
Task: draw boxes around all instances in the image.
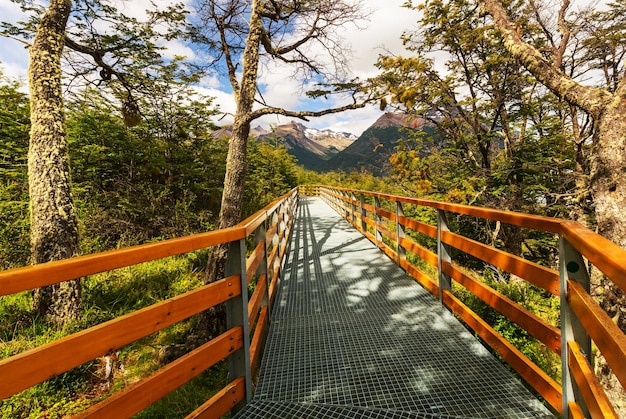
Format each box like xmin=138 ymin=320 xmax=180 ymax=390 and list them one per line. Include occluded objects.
xmin=244 ymin=138 xmax=298 ymax=216
xmin=478 ymin=0 xmax=626 ymax=407
xmin=3 ymin=0 xmax=191 ymax=324
xmin=194 ymin=0 xmax=376 ymax=337
xmin=67 ymin=86 xmax=223 ymax=250
xmin=26 ymin=0 xmax=81 ymax=323
xmin=376 ymin=0 xmax=579 ymax=257
xmin=0 ymin=70 xmax=31 ymax=269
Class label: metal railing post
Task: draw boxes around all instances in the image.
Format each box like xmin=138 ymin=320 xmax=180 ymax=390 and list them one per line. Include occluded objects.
xmin=559 ymin=237 xmax=592 ymax=417
xmin=374 ymin=196 xmax=382 ymax=247
xmin=257 ymin=214 xmax=270 ymax=313
xmin=351 ymin=192 xmax=357 ymax=227
xmin=437 ymin=209 xmax=452 ymax=302
xmin=396 ymin=201 xmax=406 ymax=266
xmin=360 ymin=194 xmax=367 ymax=233
xmin=225 ymin=239 xmax=253 ymax=413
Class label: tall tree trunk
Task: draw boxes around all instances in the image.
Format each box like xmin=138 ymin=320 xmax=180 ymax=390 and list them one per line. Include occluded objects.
xmin=588 ymin=100 xmax=626 ymax=412
xmin=28 ymin=0 xmax=81 ymax=324
xmin=479 ymin=0 xmax=626 ymax=412
xmin=200 ymin=0 xmax=264 ymax=339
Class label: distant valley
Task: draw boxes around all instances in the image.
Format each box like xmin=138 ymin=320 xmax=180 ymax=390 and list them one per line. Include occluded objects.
xmin=214 ymin=113 xmax=435 ymax=176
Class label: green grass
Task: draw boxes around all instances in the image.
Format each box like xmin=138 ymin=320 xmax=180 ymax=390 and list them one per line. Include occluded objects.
xmin=0 ymin=250 xmax=231 ymax=418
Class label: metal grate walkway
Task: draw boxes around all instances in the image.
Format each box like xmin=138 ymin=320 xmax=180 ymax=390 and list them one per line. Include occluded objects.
xmin=235 ymin=197 xmax=554 ymax=418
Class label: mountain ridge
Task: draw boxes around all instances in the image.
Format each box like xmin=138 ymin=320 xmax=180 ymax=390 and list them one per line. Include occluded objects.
xmin=213 ymin=112 xmax=434 ymax=175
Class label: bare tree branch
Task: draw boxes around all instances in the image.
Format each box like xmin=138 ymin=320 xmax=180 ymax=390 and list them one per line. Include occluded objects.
xmin=479 ymin=0 xmax=612 ymax=118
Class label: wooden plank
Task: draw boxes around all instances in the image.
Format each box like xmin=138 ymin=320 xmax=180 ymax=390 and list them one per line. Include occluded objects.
xmin=240 ymin=188 xmax=296 ymax=235
xmin=399 ymin=259 xmax=439 ymax=297
xmin=267 ymin=243 xmax=279 ymax=272
xmin=241 ymin=211 xmax=267 ymax=236
xmin=246 ymin=240 xmax=266 ymax=285
xmin=266 ymin=221 xmax=278 ymax=240
xmin=326 ymin=187 xmax=562 ymax=232
xmin=377 ymin=224 xmax=396 ymax=242
xmin=269 ymin=265 xmax=280 ymax=306
xmin=567 ymin=402 xmax=585 ymax=419
xmin=442 ymin=261 xmax=561 ymax=353
xmin=0 ymin=277 xmax=240 ymax=400
xmin=73 ymin=327 xmax=243 ymax=418
xmin=380 ymin=242 xmax=398 ymax=261
xmin=237 ymin=187 xmax=298 ymax=236
xmin=185 ymin=377 xmax=246 ymax=419
xmin=376 ymin=207 xmax=396 ymax=222
xmin=0 ymin=227 xmax=245 ymax=297
xmin=248 ymin=274 xmax=267 ymax=328
xmin=399 ymin=237 xmax=438 ymax=267
xmin=443 ymin=290 xmax=562 ymax=413
xmin=567 ymin=341 xmax=619 ymax=418
xmin=440 ymin=230 xmax=559 ymax=296
xmin=567 ymin=280 xmax=626 ymax=390
xmin=363 ymin=217 xmax=376 ymax=229
xmin=561 ymin=220 xmax=626 ymax=293
xmin=398 ymin=215 xmax=437 ymax=239
xmin=250 ymin=306 xmax=269 ymax=377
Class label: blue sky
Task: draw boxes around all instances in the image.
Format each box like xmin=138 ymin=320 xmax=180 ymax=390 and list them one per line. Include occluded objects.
xmin=0 ymin=0 xmax=420 ymax=136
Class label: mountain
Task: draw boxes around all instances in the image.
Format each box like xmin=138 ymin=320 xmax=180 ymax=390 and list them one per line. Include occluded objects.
xmin=322 ymin=113 xmax=435 ymax=176
xmin=212 ymin=125 xmax=270 ymax=139
xmin=214 ymin=121 xmax=357 ymax=170
xmin=258 ymin=122 xmax=357 ymax=170
xmin=212 ymin=113 xmax=434 ymax=175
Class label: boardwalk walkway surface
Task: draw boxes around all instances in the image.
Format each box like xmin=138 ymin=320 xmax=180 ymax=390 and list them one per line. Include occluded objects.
xmin=235 ymin=197 xmax=554 ymax=418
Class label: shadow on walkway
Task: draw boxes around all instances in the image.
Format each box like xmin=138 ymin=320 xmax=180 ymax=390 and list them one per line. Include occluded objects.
xmin=236 ymin=198 xmax=554 ymax=418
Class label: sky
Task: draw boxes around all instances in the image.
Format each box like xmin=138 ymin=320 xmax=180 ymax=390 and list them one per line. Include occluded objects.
xmin=0 ymin=0 xmax=420 ymax=137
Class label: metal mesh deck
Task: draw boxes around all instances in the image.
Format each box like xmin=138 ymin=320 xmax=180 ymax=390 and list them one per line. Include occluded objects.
xmin=235 ymin=197 xmax=554 ymax=418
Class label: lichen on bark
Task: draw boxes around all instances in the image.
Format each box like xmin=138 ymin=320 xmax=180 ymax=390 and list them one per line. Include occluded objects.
xmin=479 ymin=0 xmax=626 ymax=414
xmin=28 ymin=0 xmax=81 ymax=324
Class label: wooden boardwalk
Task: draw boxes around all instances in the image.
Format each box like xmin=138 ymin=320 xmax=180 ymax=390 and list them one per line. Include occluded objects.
xmin=235 ymin=197 xmax=553 ymax=418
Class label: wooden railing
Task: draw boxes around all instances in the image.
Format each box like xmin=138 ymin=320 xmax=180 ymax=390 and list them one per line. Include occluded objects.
xmin=0 ymin=188 xmax=299 ymax=418
xmin=304 ymin=185 xmax=626 ymax=418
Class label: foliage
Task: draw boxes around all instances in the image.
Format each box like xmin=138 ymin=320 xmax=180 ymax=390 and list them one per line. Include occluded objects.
xmin=453 ymin=275 xmax=561 ymax=382
xmin=0 ymin=74 xmax=301 ymax=263
xmin=2 ymin=0 xmax=193 ymax=109
xmin=374 ymin=0 xmax=580 ymax=257
xmin=243 ymin=139 xmax=298 ymax=217
xmin=0 ymin=252 xmax=227 ymax=418
xmin=0 ymin=72 xmax=30 ymax=268
xmin=66 ymin=87 xmax=225 ymax=252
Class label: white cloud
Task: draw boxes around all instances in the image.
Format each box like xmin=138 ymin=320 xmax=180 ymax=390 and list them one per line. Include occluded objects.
xmin=0 ymin=0 xmax=414 ymax=135
xmin=248 ymin=0 xmax=418 ymax=135
xmin=159 ymin=39 xmax=196 ymax=60
xmin=256 ymin=61 xmax=308 ymax=110
xmin=0 ymin=1 xmax=30 ymax=81
xmin=342 ymin=0 xmax=420 ymax=77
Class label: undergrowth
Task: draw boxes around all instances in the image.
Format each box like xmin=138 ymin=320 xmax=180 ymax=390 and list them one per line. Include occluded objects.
xmin=0 ymin=249 xmax=230 ymax=418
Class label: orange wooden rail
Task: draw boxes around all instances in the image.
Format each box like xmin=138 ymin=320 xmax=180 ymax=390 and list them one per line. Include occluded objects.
xmin=2 ymin=185 xmax=624 ymax=417
xmin=310 ymin=185 xmax=626 ymax=418
xmin=0 ymin=187 xmax=299 ymax=418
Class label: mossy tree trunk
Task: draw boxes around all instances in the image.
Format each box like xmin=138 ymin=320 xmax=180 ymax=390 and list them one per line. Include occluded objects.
xmin=479 ymin=0 xmax=626 ymax=411
xmin=197 ymin=0 xmax=372 ymax=339
xmin=28 ymin=0 xmax=81 ymax=324
xmin=199 ymin=0 xmax=263 ymax=339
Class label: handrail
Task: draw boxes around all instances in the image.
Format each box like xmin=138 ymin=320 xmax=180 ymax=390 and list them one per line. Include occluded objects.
xmin=2 ymin=184 xmax=624 ymax=417
xmin=0 ymin=226 xmax=246 ymax=297
xmin=310 ymin=185 xmax=625 ymax=418
xmin=0 ymin=187 xmax=300 ymax=418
